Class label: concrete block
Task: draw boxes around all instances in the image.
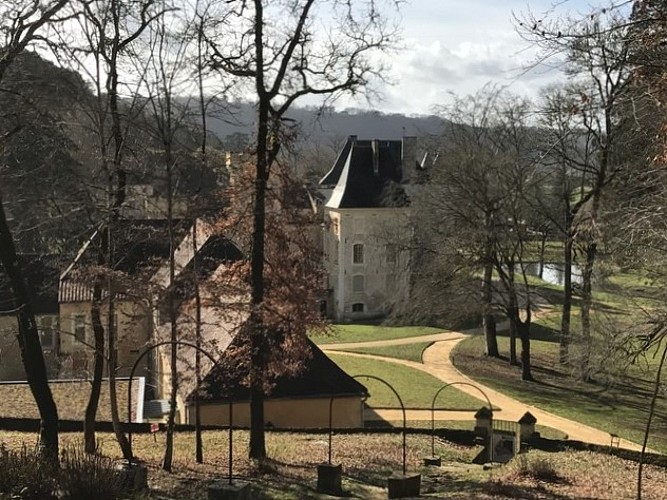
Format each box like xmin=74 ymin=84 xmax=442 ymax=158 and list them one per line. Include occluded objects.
xmin=387 ymin=473 xmax=420 ymax=499
xmin=317 ymin=463 xmax=342 ymax=495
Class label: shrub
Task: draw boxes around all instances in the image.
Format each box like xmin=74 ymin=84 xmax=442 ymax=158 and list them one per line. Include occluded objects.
xmin=513 ymin=453 xmax=565 ymax=483
xmin=58 ymin=445 xmax=126 ymax=500
xmin=0 ymin=444 xmax=56 ymax=499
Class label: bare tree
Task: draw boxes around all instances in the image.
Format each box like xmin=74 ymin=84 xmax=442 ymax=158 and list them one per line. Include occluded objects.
xmin=414 ymin=89 xmax=515 ymax=359
xmin=413 ymin=89 xmax=541 ymax=377
xmin=63 ymin=0 xmax=166 ymax=458
xmin=519 ymin=10 xmax=633 ymax=372
xmin=0 ymin=0 xmax=73 ymax=461
xmin=133 ymin=3 xmax=204 ymax=470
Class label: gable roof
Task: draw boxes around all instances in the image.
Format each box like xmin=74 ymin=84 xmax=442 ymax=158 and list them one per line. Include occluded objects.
xmin=319 ymin=135 xmax=355 ymax=187
xmin=190 ymin=336 xmax=367 ymax=402
xmin=59 ymin=218 xmax=195 ymax=303
xmin=321 ymin=137 xmax=411 ymax=209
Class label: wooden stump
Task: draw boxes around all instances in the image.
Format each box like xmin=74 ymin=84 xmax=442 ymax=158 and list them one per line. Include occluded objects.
xmin=317 ymin=463 xmax=342 ymax=495
xmin=207 ymin=480 xmax=251 ymax=500
xmin=387 ymin=473 xmax=421 ymax=499
xmin=423 ymin=456 xmax=441 ymax=466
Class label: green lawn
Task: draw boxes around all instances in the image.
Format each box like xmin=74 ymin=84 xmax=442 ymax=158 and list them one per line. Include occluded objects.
xmin=452 ymin=317 xmax=667 ymax=453
xmin=311 ymin=324 xmax=443 ymax=345
xmin=335 ymin=342 xmax=433 ymax=363
xmin=328 ymin=353 xmax=484 ymax=410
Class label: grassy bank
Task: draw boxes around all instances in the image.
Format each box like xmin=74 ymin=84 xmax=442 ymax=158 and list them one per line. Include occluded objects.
xmin=334 ymin=341 xmax=433 ymax=363
xmin=1 ymin=430 xmax=667 ymax=498
xmin=328 ymin=352 xmax=483 ymax=409
xmin=452 ymin=313 xmax=667 ymax=453
xmin=311 ymin=324 xmax=443 ymax=344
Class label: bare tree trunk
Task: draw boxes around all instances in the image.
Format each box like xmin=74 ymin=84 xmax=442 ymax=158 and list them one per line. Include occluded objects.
xmin=249 ymin=98 xmax=270 ymax=460
xmin=163 ymin=149 xmax=178 ymax=472
xmin=482 ymin=217 xmax=499 ymax=358
xmin=107 ymin=301 xmax=131 ymax=460
xmin=193 ymin=220 xmax=203 ymax=463
xmin=560 ymin=227 xmax=574 ymax=364
xmin=538 ymin=232 xmax=547 ymax=279
xmin=507 ymin=297 xmax=519 ymax=365
xmin=195 ymin=17 xmax=206 ymax=463
xmin=0 ymin=198 xmax=59 ymax=461
xmin=636 ymin=342 xmax=667 ymax=500
xmin=580 ymin=242 xmax=596 ymax=379
xmin=518 ymin=320 xmax=533 ymax=381
xmin=84 ymin=266 xmax=106 ymax=454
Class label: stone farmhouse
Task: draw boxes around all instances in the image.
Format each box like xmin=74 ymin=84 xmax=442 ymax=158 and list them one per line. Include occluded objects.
xmin=0 ymin=254 xmax=59 ymax=381
xmin=0 ymin=135 xmax=428 ymax=425
xmin=0 ymin=218 xmax=367 ymax=428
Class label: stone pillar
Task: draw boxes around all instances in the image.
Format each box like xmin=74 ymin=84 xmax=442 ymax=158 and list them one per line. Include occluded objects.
xmin=519 ymin=411 xmax=537 ymax=441
xmin=474 ymin=407 xmax=492 ymax=437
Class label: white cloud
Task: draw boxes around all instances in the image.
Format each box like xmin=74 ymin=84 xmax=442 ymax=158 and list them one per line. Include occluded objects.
xmin=336 ymin=0 xmax=604 ymax=115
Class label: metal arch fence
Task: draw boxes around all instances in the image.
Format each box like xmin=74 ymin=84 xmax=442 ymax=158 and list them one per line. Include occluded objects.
xmin=127 ymin=340 xmax=234 ymax=485
xmin=430 ymin=382 xmax=494 ymax=462
xmin=352 ymin=374 xmax=408 ymax=476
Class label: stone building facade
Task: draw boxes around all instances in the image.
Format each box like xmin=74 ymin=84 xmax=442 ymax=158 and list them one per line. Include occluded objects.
xmin=318 ymin=136 xmax=423 ymax=321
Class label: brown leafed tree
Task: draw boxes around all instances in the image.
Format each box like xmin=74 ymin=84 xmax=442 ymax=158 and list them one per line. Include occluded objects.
xmin=204 ymin=0 xmax=399 ymax=459
xmin=217 ymin=150 xmax=329 ymax=389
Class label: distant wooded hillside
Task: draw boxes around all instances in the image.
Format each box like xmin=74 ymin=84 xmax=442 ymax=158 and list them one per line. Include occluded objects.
xmin=202 ymin=100 xmax=446 ymax=148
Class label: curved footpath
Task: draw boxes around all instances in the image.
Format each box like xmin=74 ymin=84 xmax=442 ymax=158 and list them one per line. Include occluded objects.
xmin=323 ymin=329 xmax=648 ymax=452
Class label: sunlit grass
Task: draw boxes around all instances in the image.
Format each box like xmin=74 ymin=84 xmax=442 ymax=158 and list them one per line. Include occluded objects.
xmin=311 ymin=324 xmax=443 ymax=345
xmin=328 ymin=353 xmax=483 ymax=410
xmin=452 ymin=321 xmax=667 ymax=453
xmin=334 ymin=342 xmax=432 ymax=363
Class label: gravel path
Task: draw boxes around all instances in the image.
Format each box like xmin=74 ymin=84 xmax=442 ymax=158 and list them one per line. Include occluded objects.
xmin=323 ymin=329 xmax=648 ymax=452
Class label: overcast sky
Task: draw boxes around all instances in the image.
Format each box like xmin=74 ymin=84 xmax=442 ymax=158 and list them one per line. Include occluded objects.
xmin=338 ymin=0 xmax=613 ymax=115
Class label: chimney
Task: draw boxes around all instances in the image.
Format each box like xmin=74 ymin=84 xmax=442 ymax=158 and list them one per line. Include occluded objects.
xmin=372 ymin=139 xmax=380 ymax=176
xmin=401 ymin=136 xmax=417 ymax=184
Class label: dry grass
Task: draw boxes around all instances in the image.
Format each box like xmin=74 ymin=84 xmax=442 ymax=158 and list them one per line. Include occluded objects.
xmin=1 ymin=431 xmax=667 ymax=498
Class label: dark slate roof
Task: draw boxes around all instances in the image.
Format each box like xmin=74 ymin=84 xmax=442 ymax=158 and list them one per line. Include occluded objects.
xmin=321 ymin=137 xmax=409 ymax=209
xmin=0 ymin=254 xmax=59 ymax=316
xmin=319 ymin=135 xmax=355 ymax=187
xmin=190 ymin=336 xmax=367 ymax=402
